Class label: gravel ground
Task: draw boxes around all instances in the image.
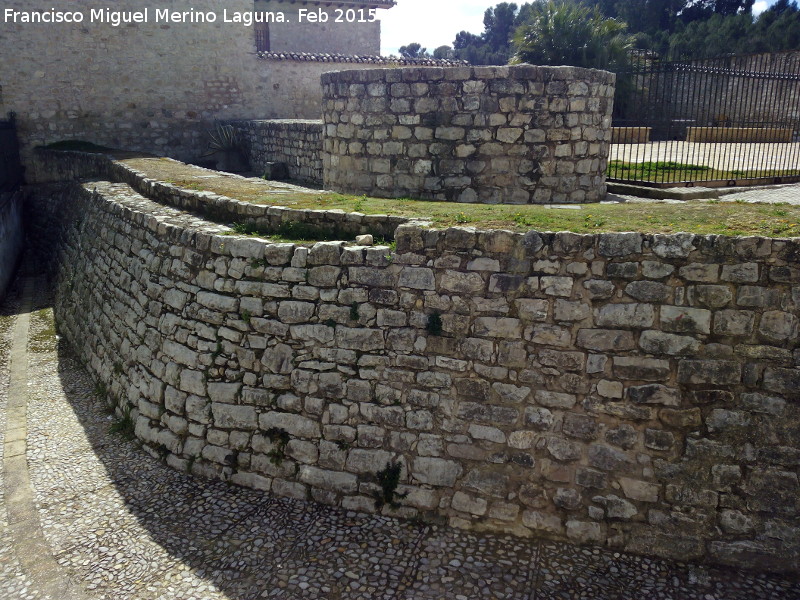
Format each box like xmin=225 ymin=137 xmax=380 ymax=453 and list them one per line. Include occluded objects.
xmin=1 ymin=275 xmax=799 ymax=600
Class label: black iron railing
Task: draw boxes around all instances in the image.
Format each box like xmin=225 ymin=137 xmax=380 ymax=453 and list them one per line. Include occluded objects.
xmin=610 ymin=51 xmax=800 ymax=187
xmin=0 ymin=112 xmax=23 ymax=191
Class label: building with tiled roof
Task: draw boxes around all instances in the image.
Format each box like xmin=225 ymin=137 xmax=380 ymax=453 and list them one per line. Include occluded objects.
xmin=254 ymin=0 xmax=396 ymax=55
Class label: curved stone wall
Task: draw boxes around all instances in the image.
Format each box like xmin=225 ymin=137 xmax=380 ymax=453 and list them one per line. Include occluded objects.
xmin=322 ymin=64 xmax=615 ymax=204
xmin=32 ymin=179 xmax=800 ymax=573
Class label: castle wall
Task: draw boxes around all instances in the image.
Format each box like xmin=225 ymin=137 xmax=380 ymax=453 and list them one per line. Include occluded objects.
xmin=0 ymin=0 xmax=399 ymax=182
xmin=255 ymin=1 xmax=381 ymax=55
xmin=232 ymin=120 xmax=324 ymax=184
xmin=322 ymin=65 xmax=615 ymax=204
xmin=27 ymin=150 xmax=800 ymax=573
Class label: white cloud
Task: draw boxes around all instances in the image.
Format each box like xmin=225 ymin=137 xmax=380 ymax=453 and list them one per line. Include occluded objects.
xmin=752 ymin=1 xmax=771 ymax=16
xmin=380 ymin=0 xmax=490 ymax=56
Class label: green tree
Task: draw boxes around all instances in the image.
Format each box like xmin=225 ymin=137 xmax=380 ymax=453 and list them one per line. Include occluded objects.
xmin=453 ymin=2 xmax=536 ymax=65
xmin=433 ymin=45 xmax=455 ymax=59
xmin=398 ymin=42 xmax=430 ymax=58
xmin=512 ymin=1 xmax=634 ymax=71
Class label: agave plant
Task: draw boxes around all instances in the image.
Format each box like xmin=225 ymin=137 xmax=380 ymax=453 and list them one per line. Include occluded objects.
xmin=205 ymin=121 xmax=241 ymax=153
xmin=203 ymin=121 xmax=249 ymax=172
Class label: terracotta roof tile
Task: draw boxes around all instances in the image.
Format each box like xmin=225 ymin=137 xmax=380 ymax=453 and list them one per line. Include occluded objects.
xmin=257 ymin=51 xmax=467 ymax=67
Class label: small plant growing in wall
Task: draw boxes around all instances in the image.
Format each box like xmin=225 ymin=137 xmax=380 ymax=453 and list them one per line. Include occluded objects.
xmin=266 ymin=427 xmax=291 ymax=466
xmin=109 ymin=406 xmax=135 ymax=441
xmin=373 ymin=460 xmax=407 ymax=510
xmin=426 ymin=312 xmax=443 ymax=336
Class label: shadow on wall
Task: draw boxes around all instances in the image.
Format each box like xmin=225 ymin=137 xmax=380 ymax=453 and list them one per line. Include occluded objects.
xmin=0 ymin=191 xmax=24 ymax=299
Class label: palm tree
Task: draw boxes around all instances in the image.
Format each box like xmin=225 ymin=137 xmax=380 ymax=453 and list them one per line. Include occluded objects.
xmin=511 ymin=1 xmax=634 ymax=72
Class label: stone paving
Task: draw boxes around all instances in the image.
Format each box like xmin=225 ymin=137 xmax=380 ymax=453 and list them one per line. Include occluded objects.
xmin=1 ymin=275 xmax=799 ymax=600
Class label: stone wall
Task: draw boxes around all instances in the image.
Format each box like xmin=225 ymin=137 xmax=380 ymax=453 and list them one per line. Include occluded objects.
xmin=255 ymin=1 xmax=382 ymax=56
xmin=31 ymin=173 xmax=800 ymax=573
xmin=322 ymin=65 xmax=615 ymax=204
xmin=31 ymin=149 xmax=409 ymax=240
xmin=0 ymin=0 xmax=457 ymax=182
xmin=231 ymin=120 xmax=323 ymax=184
xmin=0 ymin=191 xmax=23 ymax=298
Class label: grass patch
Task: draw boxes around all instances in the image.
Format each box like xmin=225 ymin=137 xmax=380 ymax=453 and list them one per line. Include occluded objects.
xmin=29 ymin=308 xmax=57 ymax=353
xmin=121 ymin=156 xmax=800 ymax=237
xmin=227 ymin=220 xmax=356 ymax=244
xmin=608 ymin=160 xmax=797 ymax=183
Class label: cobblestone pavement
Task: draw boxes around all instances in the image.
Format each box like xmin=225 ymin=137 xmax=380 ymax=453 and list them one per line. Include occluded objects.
xmin=1 ymin=275 xmax=799 ymax=600
xmin=719 ymin=182 xmax=800 ymax=204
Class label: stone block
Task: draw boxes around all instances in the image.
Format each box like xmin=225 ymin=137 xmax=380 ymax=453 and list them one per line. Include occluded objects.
xmin=660 ymin=305 xmax=711 ymax=334
xmin=523 ymin=510 xmax=563 ymax=534
xmin=758 ymin=310 xmax=799 ymax=343
xmin=598 ymin=233 xmax=642 ymax=257
xmin=713 ymin=310 xmax=755 ymax=337
xmin=451 ymin=491 xmax=488 ymax=515
xmin=625 ymin=281 xmax=671 ymax=303
xmin=677 ymin=360 xmax=742 ymax=386
xmin=212 ymin=403 xmax=257 ymax=430
xmin=547 ymin=437 xmax=582 ymax=462
xmin=619 ymin=477 xmax=660 ymax=502
xmin=626 ymin=384 xmax=680 ymax=406
xmin=639 ymin=330 xmax=700 ymax=356
xmin=562 ymin=413 xmax=599 ymax=440
xmin=412 ymin=457 xmax=462 ymax=486
xmin=613 ymin=357 xmax=670 ymax=381
xmin=541 ymin=276 xmax=574 ymax=297
xmin=644 ymin=429 xmax=674 ymax=451
xmin=299 ymin=466 xmax=357 ymax=494
xmin=595 ymin=304 xmax=654 ymax=329
xmin=588 ymin=444 xmax=631 ymax=471
xmin=259 ymin=412 xmax=321 ymax=439
xmin=535 ymin=390 xmax=577 ymax=409
xmin=576 ymin=329 xmax=636 ymax=351
xmin=690 ymin=285 xmax=733 ymax=308
xmin=566 ymin=521 xmax=604 ymax=543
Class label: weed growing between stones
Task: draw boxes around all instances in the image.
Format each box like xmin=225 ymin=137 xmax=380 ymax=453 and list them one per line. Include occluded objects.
xmin=266 ymin=427 xmax=290 ymax=465
xmin=426 ymin=312 xmax=443 ymax=336
xmin=373 ymin=461 xmax=407 ymax=510
xmin=93 ymin=381 xmax=107 ymax=398
xmin=109 ymin=406 xmax=135 ymax=440
xmin=227 ymin=220 xmax=362 ymax=244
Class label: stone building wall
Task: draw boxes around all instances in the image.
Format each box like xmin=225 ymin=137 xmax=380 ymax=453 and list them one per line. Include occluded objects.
xmin=0 ymin=191 xmax=24 ymax=298
xmin=322 ymin=65 xmax=615 ymax=204
xmin=231 ymin=120 xmax=324 ymax=184
xmin=30 ymin=161 xmax=800 ymax=572
xmin=2 ymin=0 xmax=460 ymax=181
xmin=255 ymin=1 xmax=383 ymax=55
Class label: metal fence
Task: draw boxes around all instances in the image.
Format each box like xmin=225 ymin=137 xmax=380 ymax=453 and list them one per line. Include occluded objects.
xmin=0 ymin=112 xmax=23 ymax=191
xmin=609 ymin=51 xmax=800 ymax=187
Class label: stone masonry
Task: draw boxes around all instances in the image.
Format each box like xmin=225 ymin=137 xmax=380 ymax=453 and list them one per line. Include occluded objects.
xmin=28 ymin=161 xmax=800 ymax=573
xmin=322 ymin=64 xmax=615 ymax=204
xmin=232 ymin=120 xmax=324 ymax=184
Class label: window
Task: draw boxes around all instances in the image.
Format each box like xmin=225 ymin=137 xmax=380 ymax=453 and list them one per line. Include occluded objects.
xmin=255 ymin=21 xmax=270 ymax=52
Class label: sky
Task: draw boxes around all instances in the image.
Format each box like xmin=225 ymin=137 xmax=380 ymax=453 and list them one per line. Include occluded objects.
xmin=380 ymin=0 xmax=781 ymax=57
